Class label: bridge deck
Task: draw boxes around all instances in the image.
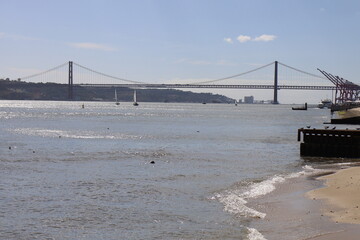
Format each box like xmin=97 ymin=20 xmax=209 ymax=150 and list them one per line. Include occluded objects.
xmin=78 ymin=83 xmax=335 ymax=90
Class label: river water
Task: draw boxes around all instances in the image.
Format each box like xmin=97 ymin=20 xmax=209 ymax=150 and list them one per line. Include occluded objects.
xmin=0 ymin=100 xmax=341 ymax=239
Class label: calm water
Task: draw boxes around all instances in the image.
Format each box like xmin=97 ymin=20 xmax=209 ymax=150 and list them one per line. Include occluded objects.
xmin=0 ymin=101 xmax=335 ymax=239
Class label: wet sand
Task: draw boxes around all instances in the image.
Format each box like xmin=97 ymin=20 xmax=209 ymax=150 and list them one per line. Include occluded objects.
xmin=306 ymin=167 xmax=360 ymax=239
xmin=248 ymin=168 xmax=360 ymax=240
xmin=307 ymin=167 xmax=360 ymax=224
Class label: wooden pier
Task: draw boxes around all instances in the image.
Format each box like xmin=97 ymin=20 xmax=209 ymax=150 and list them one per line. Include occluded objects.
xmin=298 ymin=128 xmax=360 ymax=158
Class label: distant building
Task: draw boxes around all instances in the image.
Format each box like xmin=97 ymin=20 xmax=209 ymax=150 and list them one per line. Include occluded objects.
xmin=244 ymin=96 xmax=254 ymax=104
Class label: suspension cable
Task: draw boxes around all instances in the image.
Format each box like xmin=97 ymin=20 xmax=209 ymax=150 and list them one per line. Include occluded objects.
xmin=190 ymin=62 xmax=275 ymax=84
xmin=278 ymin=62 xmax=326 ymax=79
xmin=20 ymin=62 xmax=69 ymax=80
xmin=73 ymin=62 xmax=148 ymax=84
xmin=18 ymin=60 xmax=329 ymax=85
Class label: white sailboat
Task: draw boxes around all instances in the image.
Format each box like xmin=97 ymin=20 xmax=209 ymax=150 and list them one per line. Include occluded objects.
xmin=115 ymin=89 xmax=120 ymax=105
xmin=133 ymin=90 xmax=139 ymax=106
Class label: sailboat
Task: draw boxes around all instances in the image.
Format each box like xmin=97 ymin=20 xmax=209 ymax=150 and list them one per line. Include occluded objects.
xmin=115 ymin=89 xmax=120 ymax=105
xmin=133 ymin=90 xmax=139 ymax=106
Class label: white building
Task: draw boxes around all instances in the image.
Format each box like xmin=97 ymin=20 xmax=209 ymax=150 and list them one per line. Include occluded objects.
xmin=244 ymin=96 xmax=254 ymax=104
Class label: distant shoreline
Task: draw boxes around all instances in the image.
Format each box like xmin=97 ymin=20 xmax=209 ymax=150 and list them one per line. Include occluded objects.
xmin=0 ymin=79 xmax=234 ymax=103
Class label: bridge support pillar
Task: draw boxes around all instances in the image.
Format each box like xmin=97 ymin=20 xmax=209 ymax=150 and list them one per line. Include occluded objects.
xmin=273 ymin=61 xmax=279 ymax=104
xmin=68 ymin=61 xmax=73 ymax=100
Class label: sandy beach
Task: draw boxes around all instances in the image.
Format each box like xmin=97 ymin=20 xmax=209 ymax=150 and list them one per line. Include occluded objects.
xmin=306 ymin=166 xmax=360 ymax=239
xmin=308 ymin=166 xmax=360 ymax=224
xmin=246 ymin=166 xmax=360 ymax=240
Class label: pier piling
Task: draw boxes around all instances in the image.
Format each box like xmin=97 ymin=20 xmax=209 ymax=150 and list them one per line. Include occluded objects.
xmin=298 ymin=128 xmax=360 ymax=158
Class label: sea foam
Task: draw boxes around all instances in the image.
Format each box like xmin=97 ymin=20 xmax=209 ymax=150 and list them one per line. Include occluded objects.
xmin=215 ymin=165 xmax=320 ymax=221
xmin=215 ymin=165 xmax=321 ymax=240
xmin=246 ymin=227 xmax=267 ymax=240
xmin=216 ymin=191 xmax=266 ymax=219
xmin=11 ymin=128 xmax=145 ymax=140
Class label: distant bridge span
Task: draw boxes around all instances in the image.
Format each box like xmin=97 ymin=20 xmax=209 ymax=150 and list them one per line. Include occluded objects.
xmin=19 ymin=61 xmax=337 ymax=103
xmin=78 ymin=83 xmax=336 ymax=91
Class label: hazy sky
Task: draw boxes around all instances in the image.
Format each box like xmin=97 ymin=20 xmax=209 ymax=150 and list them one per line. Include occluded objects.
xmin=1 ymin=0 xmax=360 ymax=103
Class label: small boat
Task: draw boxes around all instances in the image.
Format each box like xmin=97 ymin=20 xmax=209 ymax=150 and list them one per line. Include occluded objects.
xmin=235 ymin=100 xmax=238 ymax=106
xmin=318 ymin=99 xmax=332 ymax=109
xmin=292 ymin=103 xmax=307 ymax=110
xmin=133 ymin=90 xmax=139 ymax=106
xmin=115 ymin=89 xmax=120 ymax=105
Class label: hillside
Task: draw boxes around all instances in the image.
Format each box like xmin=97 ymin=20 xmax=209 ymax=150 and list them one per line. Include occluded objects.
xmin=0 ymin=79 xmax=234 ymax=103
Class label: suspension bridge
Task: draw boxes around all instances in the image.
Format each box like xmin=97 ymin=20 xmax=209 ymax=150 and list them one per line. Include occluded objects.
xmin=18 ymin=60 xmax=335 ymax=104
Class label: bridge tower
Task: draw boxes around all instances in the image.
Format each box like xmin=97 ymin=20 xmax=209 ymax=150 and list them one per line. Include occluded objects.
xmin=273 ymin=61 xmax=279 ymax=104
xmin=68 ymin=61 xmax=73 ymax=100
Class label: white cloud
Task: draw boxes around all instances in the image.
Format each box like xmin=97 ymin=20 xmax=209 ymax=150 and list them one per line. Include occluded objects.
xmin=237 ymin=35 xmax=252 ymax=43
xmin=224 ymin=38 xmax=233 ymax=44
xmin=254 ymin=34 xmax=276 ymax=42
xmin=69 ymin=42 xmax=117 ymax=51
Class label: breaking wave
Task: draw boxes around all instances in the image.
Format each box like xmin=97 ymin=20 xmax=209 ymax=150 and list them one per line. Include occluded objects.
xmin=10 ymin=128 xmax=147 ymax=140
xmin=246 ymin=227 xmax=267 ymax=240
xmin=214 ymin=165 xmax=322 ymax=240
